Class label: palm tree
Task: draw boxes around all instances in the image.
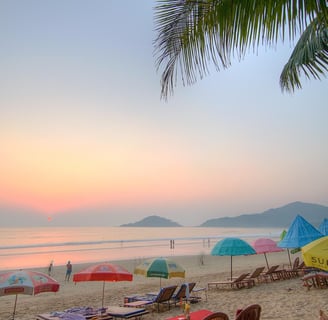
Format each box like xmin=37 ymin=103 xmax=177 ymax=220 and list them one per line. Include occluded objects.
xmin=154 ymin=0 xmax=328 ymax=100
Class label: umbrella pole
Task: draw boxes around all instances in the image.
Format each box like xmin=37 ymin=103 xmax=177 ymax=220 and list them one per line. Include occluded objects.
xmin=102 ymin=281 xmax=105 ymax=308
xmin=264 ymin=253 xmax=269 ymax=270
xmin=287 ymin=249 xmax=292 ymax=267
xmin=230 ymin=256 xmax=233 ymax=281
xmin=12 ymin=294 xmax=18 ymax=320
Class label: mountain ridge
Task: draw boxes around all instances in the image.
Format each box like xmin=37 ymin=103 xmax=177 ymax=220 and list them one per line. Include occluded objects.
xmin=199 ymin=201 xmax=328 ymax=228
xmin=1 ymin=201 xmax=327 ymax=227
xmin=120 ymin=201 xmax=328 ymax=228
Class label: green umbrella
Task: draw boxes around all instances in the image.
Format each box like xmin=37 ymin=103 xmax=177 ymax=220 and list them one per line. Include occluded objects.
xmin=134 ymin=257 xmax=185 ymax=288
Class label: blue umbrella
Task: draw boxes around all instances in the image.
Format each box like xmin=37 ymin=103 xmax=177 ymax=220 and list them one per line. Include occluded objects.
xmin=211 ymin=237 xmax=256 ymax=280
xmin=319 ymin=219 xmax=328 ymax=235
xmin=278 ymin=214 xmax=323 ymax=249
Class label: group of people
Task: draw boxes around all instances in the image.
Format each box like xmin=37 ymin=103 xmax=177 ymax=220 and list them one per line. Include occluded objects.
xmin=47 ymin=260 xmax=72 ymax=282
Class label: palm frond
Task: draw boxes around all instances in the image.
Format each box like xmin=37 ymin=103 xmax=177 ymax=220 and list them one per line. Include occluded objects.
xmin=280 ymin=18 xmax=328 ymax=92
xmin=154 ymin=0 xmax=326 ymax=100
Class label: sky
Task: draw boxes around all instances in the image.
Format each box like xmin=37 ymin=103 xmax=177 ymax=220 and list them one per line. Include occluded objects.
xmin=0 ymin=1 xmax=327 ymax=227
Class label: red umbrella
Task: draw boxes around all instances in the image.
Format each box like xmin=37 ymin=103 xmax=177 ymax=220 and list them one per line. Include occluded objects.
xmin=73 ymin=263 xmax=133 ymax=307
xmin=0 ymin=270 xmax=60 ymax=319
xmin=252 ymin=238 xmax=283 ymax=269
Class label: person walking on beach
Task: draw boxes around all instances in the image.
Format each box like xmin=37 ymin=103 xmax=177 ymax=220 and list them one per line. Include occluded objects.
xmin=65 ymin=260 xmax=72 ymax=282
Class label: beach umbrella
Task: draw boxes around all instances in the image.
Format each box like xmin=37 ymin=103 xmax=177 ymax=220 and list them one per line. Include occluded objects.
xmin=278 ymin=215 xmax=323 ymax=249
xmin=73 ymin=262 xmax=133 ymax=307
xmin=302 ymin=236 xmax=328 ymax=271
xmin=211 ymin=237 xmax=256 ymax=280
xmin=134 ymin=257 xmax=185 ymax=288
xmin=0 ymin=270 xmax=60 ymax=319
xmin=319 ymin=219 xmax=328 ymax=235
xmin=278 ymin=215 xmax=323 ymax=267
xmin=252 ymin=238 xmax=284 ymax=269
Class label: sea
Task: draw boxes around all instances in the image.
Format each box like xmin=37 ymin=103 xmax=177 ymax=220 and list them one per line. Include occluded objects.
xmin=0 ymin=226 xmax=283 ymax=271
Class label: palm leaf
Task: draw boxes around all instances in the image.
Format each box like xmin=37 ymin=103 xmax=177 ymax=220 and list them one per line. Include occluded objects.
xmin=154 ymin=0 xmax=327 ymax=100
xmin=280 ymin=18 xmax=328 ymax=92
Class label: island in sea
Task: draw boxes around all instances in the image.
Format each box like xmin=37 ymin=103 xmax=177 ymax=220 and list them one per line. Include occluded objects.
xmin=120 ymin=215 xmax=181 ymax=227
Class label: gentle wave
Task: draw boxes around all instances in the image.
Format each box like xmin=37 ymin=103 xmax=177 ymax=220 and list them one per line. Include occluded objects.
xmin=0 ymin=227 xmax=283 ymax=270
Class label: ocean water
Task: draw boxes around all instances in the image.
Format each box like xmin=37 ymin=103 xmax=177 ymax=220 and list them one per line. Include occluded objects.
xmin=0 ymin=226 xmax=283 ymax=271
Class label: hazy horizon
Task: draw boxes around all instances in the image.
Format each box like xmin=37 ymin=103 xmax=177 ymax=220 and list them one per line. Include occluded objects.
xmin=1 ymin=1 xmax=327 ymax=227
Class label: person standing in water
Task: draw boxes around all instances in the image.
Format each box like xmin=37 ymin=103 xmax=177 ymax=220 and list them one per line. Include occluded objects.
xmin=65 ymin=261 xmax=72 ymax=282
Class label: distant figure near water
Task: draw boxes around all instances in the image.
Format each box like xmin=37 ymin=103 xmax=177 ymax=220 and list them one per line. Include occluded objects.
xmin=65 ymin=261 xmax=72 ymax=282
xmin=48 ymin=261 xmax=53 ymax=276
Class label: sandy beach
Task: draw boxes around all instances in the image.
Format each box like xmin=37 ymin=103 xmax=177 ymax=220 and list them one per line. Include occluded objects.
xmin=0 ymin=251 xmax=326 ymax=320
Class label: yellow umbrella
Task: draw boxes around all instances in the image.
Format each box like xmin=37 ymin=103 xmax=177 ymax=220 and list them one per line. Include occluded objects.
xmin=302 ymin=236 xmax=328 ymax=271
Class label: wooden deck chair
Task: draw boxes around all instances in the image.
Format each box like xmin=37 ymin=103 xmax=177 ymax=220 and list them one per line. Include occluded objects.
xmin=284 ymin=257 xmax=301 ymax=278
xmin=259 ymin=265 xmax=280 ymax=282
xmin=246 ymin=266 xmax=265 ymax=284
xmin=208 ymin=273 xmax=254 ymax=290
xmin=235 ymin=304 xmax=261 ymax=320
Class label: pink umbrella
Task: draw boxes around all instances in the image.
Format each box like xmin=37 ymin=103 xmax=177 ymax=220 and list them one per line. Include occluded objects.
xmin=252 ymin=238 xmax=283 ymax=269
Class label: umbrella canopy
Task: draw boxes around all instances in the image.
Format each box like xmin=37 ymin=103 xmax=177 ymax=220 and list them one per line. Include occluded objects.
xmin=0 ymin=270 xmax=60 ymax=319
xmin=211 ymin=237 xmax=256 ymax=280
xmin=134 ymin=257 xmax=185 ymax=287
xmin=319 ymin=219 xmax=328 ymax=236
xmin=73 ymin=263 xmax=132 ymax=307
xmin=302 ymin=236 xmax=328 ymax=271
xmin=278 ymin=215 xmax=323 ymax=249
xmin=252 ymin=238 xmax=283 ymax=269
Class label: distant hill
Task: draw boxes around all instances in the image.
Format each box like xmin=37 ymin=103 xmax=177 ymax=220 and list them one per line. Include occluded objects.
xmin=200 ymin=201 xmax=328 ymax=228
xmin=120 ymin=215 xmax=181 ymax=227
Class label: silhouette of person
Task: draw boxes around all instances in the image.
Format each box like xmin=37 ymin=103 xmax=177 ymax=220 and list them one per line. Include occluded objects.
xmin=48 ymin=261 xmax=53 ymax=276
xmin=65 ymin=261 xmax=72 ymax=282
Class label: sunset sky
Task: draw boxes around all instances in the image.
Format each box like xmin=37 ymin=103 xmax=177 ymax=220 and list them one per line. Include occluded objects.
xmin=1 ymin=1 xmax=327 ymax=226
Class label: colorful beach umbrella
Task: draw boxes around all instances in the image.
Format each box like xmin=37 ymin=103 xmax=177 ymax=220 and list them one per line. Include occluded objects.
xmin=73 ymin=262 xmax=133 ymax=307
xmin=252 ymin=238 xmax=283 ymax=269
xmin=278 ymin=215 xmax=323 ymax=267
xmin=278 ymin=215 xmax=323 ymax=249
xmin=319 ymin=219 xmax=328 ymax=236
xmin=134 ymin=257 xmax=185 ymax=288
xmin=302 ymin=236 xmax=328 ymax=271
xmin=0 ymin=270 xmax=60 ymax=319
xmin=211 ymin=237 xmax=256 ymax=280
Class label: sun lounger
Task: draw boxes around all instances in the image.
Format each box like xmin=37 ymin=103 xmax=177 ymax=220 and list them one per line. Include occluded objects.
xmin=106 ymin=306 xmax=148 ymax=319
xmin=170 ymin=282 xmax=196 ymax=306
xmin=37 ymin=312 xmax=112 ymax=320
xmin=283 ymin=257 xmax=302 ymax=278
xmin=259 ymin=265 xmax=282 ymax=282
xmin=131 ymin=285 xmax=178 ymax=312
xmin=208 ymin=273 xmax=255 ymax=290
xmin=36 ymin=307 xmax=112 ymax=320
xmin=237 ymin=267 xmax=265 ymax=284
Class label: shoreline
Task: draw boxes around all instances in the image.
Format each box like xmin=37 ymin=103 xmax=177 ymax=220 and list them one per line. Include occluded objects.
xmin=0 ymin=226 xmax=283 ymax=271
xmin=1 ymin=251 xmax=327 ymax=320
